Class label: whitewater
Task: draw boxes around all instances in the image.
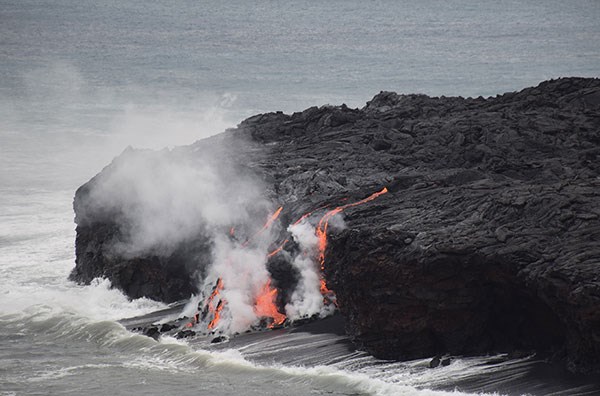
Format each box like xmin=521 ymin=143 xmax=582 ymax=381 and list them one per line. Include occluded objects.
xmin=1 ymin=1 xmax=599 ymax=394
xmin=0 ymin=188 xmax=503 ymax=395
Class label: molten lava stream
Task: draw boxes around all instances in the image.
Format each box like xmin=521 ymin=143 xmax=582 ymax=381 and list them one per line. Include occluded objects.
xmin=266 ymin=204 xmax=331 ymax=259
xmin=254 ymin=279 xmax=286 ymax=328
xmin=316 ymin=187 xmax=388 ymax=269
xmin=206 ymin=278 xmax=224 ymax=330
xmin=208 ymin=300 xmax=224 ymax=330
xmin=242 ymin=206 xmax=283 ymax=247
xmin=315 ymin=187 xmax=388 ymax=297
xmin=204 ymin=206 xmax=285 ymax=330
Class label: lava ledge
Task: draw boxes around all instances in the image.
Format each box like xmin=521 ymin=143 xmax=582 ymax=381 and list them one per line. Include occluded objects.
xmin=71 ymin=78 xmax=600 ymax=374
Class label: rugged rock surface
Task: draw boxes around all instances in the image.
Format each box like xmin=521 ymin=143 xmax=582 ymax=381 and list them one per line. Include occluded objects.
xmin=71 ymin=77 xmax=600 ymax=374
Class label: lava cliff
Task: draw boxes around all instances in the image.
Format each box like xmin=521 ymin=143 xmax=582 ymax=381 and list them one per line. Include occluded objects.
xmin=71 ymin=78 xmax=600 ymax=374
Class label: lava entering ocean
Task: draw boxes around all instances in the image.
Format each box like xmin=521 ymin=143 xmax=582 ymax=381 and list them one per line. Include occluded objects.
xmin=184 ymin=187 xmax=387 ymax=337
xmin=206 ymin=278 xmax=224 ymax=329
xmin=254 ymin=279 xmax=286 ymax=328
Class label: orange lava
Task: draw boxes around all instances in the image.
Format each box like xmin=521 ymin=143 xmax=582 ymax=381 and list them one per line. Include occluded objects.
xmin=254 ymin=279 xmax=286 ymax=328
xmin=242 ymin=206 xmax=284 ymax=247
xmin=197 ymin=190 xmax=386 ymax=331
xmin=266 ymin=204 xmax=331 ymax=259
xmin=207 ymin=278 xmax=224 ymax=330
xmin=267 ymin=239 xmax=289 ymax=258
xmin=315 ymin=187 xmax=388 ymax=297
xmin=316 ymin=187 xmax=388 ymax=269
xmin=319 ymin=279 xmax=331 ymax=295
xmin=265 ymin=206 xmax=284 ymax=228
xmin=208 ymin=300 xmax=224 ymax=330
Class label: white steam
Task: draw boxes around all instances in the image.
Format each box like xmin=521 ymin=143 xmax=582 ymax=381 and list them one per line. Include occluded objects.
xmin=107 ymin=100 xmax=234 ymax=151
xmin=85 ymin=144 xmax=351 ymax=333
xmin=284 ymin=219 xmax=340 ymax=320
xmin=87 ymin=148 xmax=267 ymax=257
xmin=1 ymin=61 xmax=238 ymax=190
xmin=205 ymin=234 xmax=275 ymax=334
xmin=285 ymin=222 xmax=327 ymax=319
xmin=4 ymin=60 xmax=345 ymax=335
xmin=86 ymin=142 xmax=293 ymax=333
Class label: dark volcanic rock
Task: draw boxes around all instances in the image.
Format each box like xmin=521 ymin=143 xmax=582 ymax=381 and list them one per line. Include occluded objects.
xmin=71 ymin=214 xmax=206 ymax=302
xmin=71 ymin=78 xmax=600 ymax=374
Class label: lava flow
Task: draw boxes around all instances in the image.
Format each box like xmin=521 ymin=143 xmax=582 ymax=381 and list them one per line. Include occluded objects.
xmin=315 ymin=187 xmax=388 ymax=297
xmin=267 ymin=239 xmax=288 ymax=258
xmin=265 ymin=188 xmax=388 ymax=301
xmin=206 ymin=277 xmax=224 ymax=329
xmin=316 ymin=187 xmax=388 ymax=269
xmin=254 ymin=279 xmax=286 ymax=328
xmin=265 ymin=204 xmax=331 ymax=258
xmin=242 ymin=206 xmax=283 ymax=247
xmin=201 ymin=206 xmax=287 ymax=332
xmin=195 ymin=188 xmax=387 ymax=334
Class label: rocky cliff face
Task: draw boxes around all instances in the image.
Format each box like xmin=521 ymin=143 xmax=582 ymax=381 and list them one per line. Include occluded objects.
xmin=71 ymin=78 xmax=600 ymax=374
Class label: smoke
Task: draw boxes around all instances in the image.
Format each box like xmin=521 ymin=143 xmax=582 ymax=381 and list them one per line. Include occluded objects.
xmin=206 ymin=236 xmax=274 ymax=334
xmin=85 ymin=135 xmax=377 ymax=334
xmin=81 ymin=120 xmax=355 ymax=334
xmin=84 ymin=137 xmax=289 ymax=333
xmin=28 ymin=60 xmax=349 ymax=333
xmin=84 ymin=145 xmax=269 ymax=256
xmin=5 ymin=60 xmax=346 ymax=334
xmin=284 ymin=219 xmax=341 ymax=320
xmin=106 ymin=99 xmax=234 ymax=152
xmin=1 ymin=61 xmax=237 ymax=189
xmin=285 ymin=222 xmax=323 ymax=318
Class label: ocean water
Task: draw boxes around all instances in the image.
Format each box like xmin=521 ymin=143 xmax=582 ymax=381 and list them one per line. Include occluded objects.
xmin=1 ymin=1 xmax=599 ymax=395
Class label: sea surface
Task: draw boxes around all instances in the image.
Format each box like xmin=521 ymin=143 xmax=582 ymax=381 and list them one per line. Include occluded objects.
xmin=1 ymin=1 xmax=599 ymax=395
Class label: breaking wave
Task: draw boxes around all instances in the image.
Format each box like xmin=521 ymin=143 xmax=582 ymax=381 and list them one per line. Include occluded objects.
xmin=1 ymin=308 xmax=496 ymax=396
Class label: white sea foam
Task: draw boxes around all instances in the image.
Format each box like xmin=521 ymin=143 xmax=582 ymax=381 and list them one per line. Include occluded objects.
xmin=173 ymin=343 xmax=495 ymax=396
xmin=0 ymin=189 xmax=166 ymax=323
xmin=28 ymin=364 xmax=116 ymax=382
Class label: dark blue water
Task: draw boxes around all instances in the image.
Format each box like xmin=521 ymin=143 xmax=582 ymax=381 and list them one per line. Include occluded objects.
xmin=1 ymin=1 xmax=599 ymax=395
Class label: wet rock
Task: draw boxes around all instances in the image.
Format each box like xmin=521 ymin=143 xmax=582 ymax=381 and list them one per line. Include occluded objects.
xmin=429 ymin=356 xmax=441 ymax=368
xmin=175 ymin=330 xmax=196 ymax=339
xmin=211 ymin=335 xmax=228 ymax=344
xmin=160 ymin=323 xmax=177 ymax=333
xmin=508 ymin=350 xmax=534 ymax=360
xmin=143 ymin=326 xmax=160 ymax=341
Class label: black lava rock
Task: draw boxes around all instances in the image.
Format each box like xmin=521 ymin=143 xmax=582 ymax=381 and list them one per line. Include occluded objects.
xmin=429 ymin=356 xmax=441 ymax=368
xmin=71 ymin=78 xmax=600 ymax=374
xmin=143 ymin=326 xmax=160 ymax=341
xmin=175 ymin=330 xmax=196 ymax=339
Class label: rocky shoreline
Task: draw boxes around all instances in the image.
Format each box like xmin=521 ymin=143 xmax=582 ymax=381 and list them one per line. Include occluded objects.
xmin=71 ymin=77 xmax=600 ymax=374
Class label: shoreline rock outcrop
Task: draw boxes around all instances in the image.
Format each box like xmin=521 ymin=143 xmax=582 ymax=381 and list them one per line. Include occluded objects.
xmin=71 ymin=77 xmax=600 ymax=374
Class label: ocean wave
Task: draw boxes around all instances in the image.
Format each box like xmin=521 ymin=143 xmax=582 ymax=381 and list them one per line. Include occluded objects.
xmin=28 ymin=363 xmax=116 ymax=382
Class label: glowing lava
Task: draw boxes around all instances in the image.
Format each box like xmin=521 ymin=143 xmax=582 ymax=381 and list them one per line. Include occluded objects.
xmin=254 ymin=279 xmax=286 ymax=328
xmin=316 ymin=187 xmax=388 ymax=269
xmin=266 ymin=188 xmax=388 ymax=303
xmin=194 ymin=189 xmax=386 ymax=333
xmin=208 ymin=300 xmax=224 ymax=330
xmin=315 ymin=187 xmax=388 ymax=298
xmin=242 ymin=206 xmax=283 ymax=247
xmin=199 ymin=206 xmax=288 ymax=331
xmin=206 ymin=278 xmax=224 ymax=330
xmin=266 ymin=205 xmax=331 ymax=258
xmin=267 ymin=239 xmax=289 ymax=258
